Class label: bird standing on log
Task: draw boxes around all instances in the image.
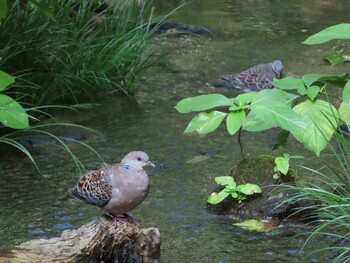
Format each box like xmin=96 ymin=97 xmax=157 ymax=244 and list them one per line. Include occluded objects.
xmin=67 ymin=151 xmax=155 ymax=224
xmin=208 ymin=60 xmax=285 ymax=92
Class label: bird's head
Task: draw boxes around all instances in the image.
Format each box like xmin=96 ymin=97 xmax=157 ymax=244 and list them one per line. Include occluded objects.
xmin=121 ymin=151 xmax=155 ymax=169
xmin=272 ymin=60 xmax=285 ymax=78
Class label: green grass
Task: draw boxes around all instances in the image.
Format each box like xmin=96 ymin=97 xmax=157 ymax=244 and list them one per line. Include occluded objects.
xmin=0 ymin=0 xmax=180 ymax=171
xmin=283 ymin=127 xmax=350 ymax=262
xmin=0 ymin=0 xmax=171 ymax=105
xmin=0 ymin=103 xmax=104 ymax=172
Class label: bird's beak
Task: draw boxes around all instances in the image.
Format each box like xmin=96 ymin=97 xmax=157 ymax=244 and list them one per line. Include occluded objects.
xmin=147 ymin=161 xmax=155 ymax=167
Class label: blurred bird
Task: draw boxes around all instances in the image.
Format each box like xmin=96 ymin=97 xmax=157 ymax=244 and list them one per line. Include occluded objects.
xmin=66 ymin=151 xmax=155 ymax=224
xmin=207 ymin=60 xmax=285 ymax=92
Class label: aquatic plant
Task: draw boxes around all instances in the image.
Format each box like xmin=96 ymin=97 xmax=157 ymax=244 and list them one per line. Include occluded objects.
xmin=0 ymin=0 xmax=171 ymax=105
xmin=207 ymin=176 xmax=261 ymax=204
xmin=175 ymin=24 xmax=350 ymax=157
xmin=175 ymin=74 xmax=349 ymax=156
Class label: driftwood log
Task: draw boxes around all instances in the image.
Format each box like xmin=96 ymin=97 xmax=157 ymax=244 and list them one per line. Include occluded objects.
xmin=0 ymin=216 xmax=161 ymax=263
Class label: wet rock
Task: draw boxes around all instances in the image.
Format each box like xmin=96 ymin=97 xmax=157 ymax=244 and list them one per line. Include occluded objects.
xmin=153 ymin=21 xmax=217 ymax=35
xmin=207 ymin=155 xmax=315 ymax=221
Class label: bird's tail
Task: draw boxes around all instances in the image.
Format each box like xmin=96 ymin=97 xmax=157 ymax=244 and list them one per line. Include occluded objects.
xmin=61 ymin=193 xmax=73 ymax=202
xmin=206 ymin=80 xmax=229 ymax=88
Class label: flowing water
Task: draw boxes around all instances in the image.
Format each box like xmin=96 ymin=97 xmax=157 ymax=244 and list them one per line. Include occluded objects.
xmin=1 ymin=0 xmax=350 ymax=262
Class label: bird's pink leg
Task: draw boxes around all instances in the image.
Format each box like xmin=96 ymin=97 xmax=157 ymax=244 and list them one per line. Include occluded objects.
xmin=112 ymin=215 xmax=129 ymax=224
xmin=107 ymin=213 xmax=139 ymax=225
xmin=122 ymin=213 xmax=140 ymax=225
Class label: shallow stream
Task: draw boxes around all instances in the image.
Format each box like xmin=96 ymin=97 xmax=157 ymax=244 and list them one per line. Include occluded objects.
xmin=1 ymin=0 xmax=350 ymax=262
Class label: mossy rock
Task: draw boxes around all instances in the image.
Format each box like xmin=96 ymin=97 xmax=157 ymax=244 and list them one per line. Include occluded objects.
xmin=207 ymin=155 xmax=312 ymax=221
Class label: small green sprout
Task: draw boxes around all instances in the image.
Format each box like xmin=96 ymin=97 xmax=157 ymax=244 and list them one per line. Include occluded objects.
xmin=207 ymin=176 xmax=262 ymax=204
xmin=273 ymin=153 xmax=304 ymax=179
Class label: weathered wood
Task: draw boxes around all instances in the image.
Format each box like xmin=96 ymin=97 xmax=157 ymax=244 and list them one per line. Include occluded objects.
xmin=0 ymin=216 xmax=161 ymax=263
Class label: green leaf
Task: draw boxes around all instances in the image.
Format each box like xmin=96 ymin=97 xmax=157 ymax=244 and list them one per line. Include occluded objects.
xmin=303 ymin=24 xmax=350 ymax=45
xmin=302 ymin=73 xmax=349 ymax=87
xmin=231 ymin=192 xmax=238 ymax=198
xmin=175 ymin=94 xmax=233 ymax=113
xmin=251 ymin=89 xmax=298 ymax=107
xmin=234 ymin=92 xmax=257 ymax=105
xmin=215 ymin=176 xmax=235 ymax=186
xmin=184 ymin=111 xmax=227 ymax=134
xmin=342 ymin=80 xmax=350 ymax=104
xmin=229 ymin=104 xmax=240 ymax=111
xmin=233 ymin=219 xmax=266 ymax=231
xmin=226 ymin=110 xmax=246 ymax=135
xmin=274 ymin=156 xmax=289 ymax=175
xmin=324 ymin=51 xmax=345 ymax=66
xmin=249 ymin=89 xmax=305 ymax=132
xmin=236 ymin=184 xmax=262 ymax=195
xmin=207 ymin=190 xmax=230 ymax=205
xmin=0 ymin=94 xmax=29 ymax=129
xmin=291 ymin=99 xmax=339 ymax=156
xmin=273 ymin=130 xmax=290 ymax=150
xmin=0 ymin=0 xmax=8 ymax=19
xmin=225 ymin=186 xmax=236 ymax=192
xmin=297 ymin=86 xmax=307 ymax=96
xmin=243 ymin=110 xmax=275 ymax=131
xmin=306 ymin=85 xmax=320 ymax=101
xmin=0 ymin=71 xmax=15 ymax=91
xmin=273 ymin=174 xmax=280 ymax=179
xmin=273 ymin=77 xmax=305 ymax=90
xmin=289 ymin=155 xmax=304 ymax=159
xmin=339 ymin=102 xmax=350 ymax=125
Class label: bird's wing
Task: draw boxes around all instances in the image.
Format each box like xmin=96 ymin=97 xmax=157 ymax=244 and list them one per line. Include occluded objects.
xmin=68 ymin=167 xmax=112 ymax=207
xmin=244 ymin=71 xmax=274 ymax=91
xmin=221 ymin=72 xmax=248 ymax=89
xmin=221 ymin=64 xmax=274 ymax=91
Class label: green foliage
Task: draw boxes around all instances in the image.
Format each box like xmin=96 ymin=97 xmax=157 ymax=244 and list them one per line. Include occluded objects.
xmin=0 ymin=0 xmax=172 ymax=105
xmin=175 ymin=94 xmax=233 ymax=113
xmin=281 ymin=131 xmax=350 ymax=262
xmin=226 ymin=111 xmax=245 ymax=135
xmin=176 ymin=72 xmax=349 ymax=155
xmin=184 ymin=111 xmax=227 ymax=134
xmin=0 ymin=0 xmax=8 ymax=19
xmin=303 ymin=23 xmax=350 ymax=45
xmin=207 ymin=176 xmax=262 ymax=204
xmin=292 ymin=99 xmax=339 ymax=155
xmin=0 ymin=70 xmax=101 ymax=171
xmin=273 ymin=153 xmax=303 ymax=179
xmin=233 ymin=219 xmax=267 ymax=232
xmin=0 ymin=94 xmax=29 ymax=129
xmin=303 ymin=23 xmax=350 ymax=66
xmin=0 ymin=71 xmax=29 ymax=129
xmin=324 ymin=51 xmax=344 ymax=66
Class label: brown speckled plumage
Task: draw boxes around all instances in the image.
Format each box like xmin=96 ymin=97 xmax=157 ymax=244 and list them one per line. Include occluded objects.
xmin=208 ymin=60 xmax=285 ymax=92
xmin=67 ymin=151 xmax=155 ymax=221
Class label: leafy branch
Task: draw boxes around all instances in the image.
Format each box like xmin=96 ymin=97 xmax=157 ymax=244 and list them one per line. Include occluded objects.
xmin=176 ymin=73 xmax=350 ymax=156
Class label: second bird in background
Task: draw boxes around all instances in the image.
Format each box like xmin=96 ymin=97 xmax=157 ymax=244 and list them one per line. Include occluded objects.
xmin=207 ymin=60 xmax=285 ymax=92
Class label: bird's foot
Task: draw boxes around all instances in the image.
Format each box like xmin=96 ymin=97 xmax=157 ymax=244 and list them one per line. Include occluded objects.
xmin=106 ymin=213 xmax=140 ymax=225
xmin=113 ymin=216 xmax=129 ymax=224
xmin=122 ymin=213 xmax=140 ymax=225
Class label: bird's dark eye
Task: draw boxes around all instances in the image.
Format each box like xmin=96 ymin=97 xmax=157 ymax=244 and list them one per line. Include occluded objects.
xmin=137 ymin=156 xmax=141 ymax=161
